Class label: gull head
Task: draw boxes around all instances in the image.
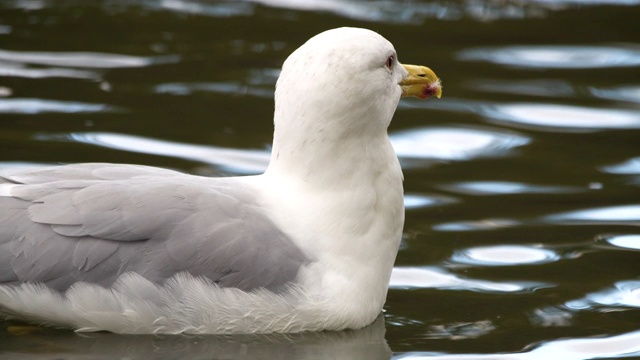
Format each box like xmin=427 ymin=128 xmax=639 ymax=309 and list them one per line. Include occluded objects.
xmin=273 ymin=27 xmax=442 ymax=139
xmin=268 ymin=27 xmax=441 ymax=179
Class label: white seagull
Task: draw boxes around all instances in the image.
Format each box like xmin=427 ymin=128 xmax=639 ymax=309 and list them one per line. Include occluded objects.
xmin=0 ymin=27 xmax=442 ymax=334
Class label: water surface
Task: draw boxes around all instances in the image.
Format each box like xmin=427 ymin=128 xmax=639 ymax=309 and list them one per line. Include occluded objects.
xmin=1 ymin=0 xmax=639 ymax=358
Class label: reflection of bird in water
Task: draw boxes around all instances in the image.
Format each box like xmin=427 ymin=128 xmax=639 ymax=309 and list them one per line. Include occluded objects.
xmin=1 ymin=315 xmax=391 ymax=359
xmin=0 ymin=27 xmax=441 ymax=334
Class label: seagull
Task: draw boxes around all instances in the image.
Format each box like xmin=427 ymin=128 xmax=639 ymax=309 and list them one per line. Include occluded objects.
xmin=0 ymin=27 xmax=442 ymax=334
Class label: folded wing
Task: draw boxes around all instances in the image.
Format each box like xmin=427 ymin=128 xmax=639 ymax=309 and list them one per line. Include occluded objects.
xmin=0 ymin=164 xmax=308 ymax=293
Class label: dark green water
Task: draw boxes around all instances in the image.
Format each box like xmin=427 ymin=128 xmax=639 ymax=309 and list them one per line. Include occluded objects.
xmin=1 ymin=1 xmax=640 ymax=358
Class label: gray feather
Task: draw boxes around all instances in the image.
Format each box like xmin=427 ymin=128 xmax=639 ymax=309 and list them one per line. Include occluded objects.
xmin=0 ymin=163 xmax=309 ymax=293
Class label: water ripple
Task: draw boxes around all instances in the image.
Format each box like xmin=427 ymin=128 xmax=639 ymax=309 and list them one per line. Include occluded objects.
xmin=482 ymin=103 xmax=640 ymax=132
xmin=38 ymin=132 xmax=270 ymax=174
xmin=390 ymin=127 xmax=530 ymax=162
xmin=404 ymin=194 xmax=457 ymax=210
xmin=565 ymin=280 xmax=640 ymax=310
xmin=389 ymin=267 xmax=547 ymax=293
xmin=469 ymin=79 xmax=575 ymax=98
xmin=158 ymin=0 xmax=253 ymax=16
xmin=546 ymin=205 xmax=640 ymax=223
xmin=451 ymin=245 xmax=560 ymax=266
xmin=459 ymin=45 xmax=640 ymax=69
xmin=590 ymin=85 xmax=640 ymax=104
xmin=154 ymin=69 xmax=279 ymax=98
xmin=0 ymin=98 xmax=118 ymax=114
xmin=251 ymin=0 xmax=640 ymax=22
xmin=602 ymin=234 xmax=640 ymax=250
xmin=441 ymin=181 xmax=579 ymax=195
xmin=399 ymin=329 xmax=640 ymax=359
xmin=154 ymin=81 xmax=273 ymax=98
xmin=529 ymin=306 xmax=574 ymax=327
xmin=422 ymin=320 xmax=496 ymax=340
xmin=0 ymin=62 xmax=100 ymax=80
xmin=401 ymin=99 xmax=640 ymax=132
xmin=0 ymin=49 xmax=180 ymax=69
xmin=433 ymin=218 xmax=520 ymax=232
xmin=8 ymin=0 xmax=640 ymax=24
xmin=601 ymin=157 xmax=640 ymax=174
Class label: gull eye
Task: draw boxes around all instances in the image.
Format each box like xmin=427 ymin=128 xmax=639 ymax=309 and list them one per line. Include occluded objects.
xmin=385 ymin=55 xmax=394 ymax=70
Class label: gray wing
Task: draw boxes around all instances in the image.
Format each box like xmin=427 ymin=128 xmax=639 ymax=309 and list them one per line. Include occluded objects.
xmin=0 ymin=163 xmax=308 ymax=293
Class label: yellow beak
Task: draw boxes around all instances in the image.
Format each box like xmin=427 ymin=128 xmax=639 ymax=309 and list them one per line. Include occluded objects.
xmin=400 ymin=64 xmax=442 ymax=99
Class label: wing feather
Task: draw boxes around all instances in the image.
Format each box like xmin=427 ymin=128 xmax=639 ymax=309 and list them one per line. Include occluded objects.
xmin=1 ymin=163 xmax=309 ymax=293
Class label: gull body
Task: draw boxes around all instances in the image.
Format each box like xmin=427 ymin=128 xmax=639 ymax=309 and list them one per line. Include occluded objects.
xmin=0 ymin=27 xmax=441 ymax=334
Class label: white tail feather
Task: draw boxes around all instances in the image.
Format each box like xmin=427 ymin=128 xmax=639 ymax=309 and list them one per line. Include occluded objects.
xmin=0 ymin=272 xmax=344 ymax=334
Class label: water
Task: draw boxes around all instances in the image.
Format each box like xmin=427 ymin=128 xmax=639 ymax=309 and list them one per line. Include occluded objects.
xmin=1 ymin=0 xmax=640 ymax=358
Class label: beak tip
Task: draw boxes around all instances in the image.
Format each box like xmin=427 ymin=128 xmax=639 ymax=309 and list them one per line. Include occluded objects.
xmin=422 ymin=82 xmax=442 ymax=99
xmin=435 ymin=86 xmax=443 ymax=99
xmin=400 ymin=64 xmax=442 ymax=100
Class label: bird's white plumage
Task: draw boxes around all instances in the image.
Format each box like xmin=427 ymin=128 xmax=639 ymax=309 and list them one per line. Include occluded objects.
xmin=0 ymin=27 xmax=407 ymax=334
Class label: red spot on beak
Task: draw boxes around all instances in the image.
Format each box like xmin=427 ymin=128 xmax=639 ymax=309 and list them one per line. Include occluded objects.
xmin=420 ymin=84 xmax=438 ymax=99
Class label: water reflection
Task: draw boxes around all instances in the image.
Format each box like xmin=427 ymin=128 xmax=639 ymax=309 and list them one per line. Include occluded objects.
xmin=0 ymin=63 xmax=100 ymax=80
xmin=397 ymin=329 xmax=640 ymax=359
xmin=0 ymin=99 xmax=118 ymax=114
xmin=402 ymin=98 xmax=640 ymax=133
xmin=404 ymin=194 xmax=456 ymax=210
xmin=565 ymin=280 xmax=640 ymax=310
xmin=5 ymin=0 xmax=639 ymax=24
xmin=40 ymin=132 xmax=271 ymax=174
xmin=459 ymin=45 xmax=640 ymax=69
xmin=482 ymin=103 xmax=640 ymax=132
xmin=389 ymin=267 xmax=546 ymax=293
xmin=602 ymin=234 xmax=640 ymax=250
xmin=529 ymin=306 xmax=573 ymax=327
xmin=451 ymin=245 xmax=559 ymax=266
xmin=155 ymin=81 xmax=273 ymax=98
xmin=546 ymin=205 xmax=640 ymax=223
xmin=158 ymin=0 xmax=253 ymax=17
xmin=590 ymin=85 xmax=640 ymax=104
xmin=441 ymin=181 xmax=578 ymax=195
xmin=15 ymin=0 xmax=551 ymax=23
xmin=2 ymin=0 xmax=640 ymax=358
xmin=469 ymin=79 xmax=575 ymax=98
xmin=601 ymin=157 xmax=640 ymax=174
xmin=389 ymin=127 xmax=529 ymax=162
xmin=0 ymin=49 xmax=179 ymax=69
xmin=67 ymin=0 xmax=640 ymax=23
xmin=422 ymin=320 xmax=496 ymax=340
xmin=0 ymin=315 xmax=391 ymax=360
xmin=155 ymin=68 xmax=279 ymax=98
xmin=433 ymin=218 xmax=520 ymax=232
xmin=249 ymin=0 xmax=554 ymax=22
